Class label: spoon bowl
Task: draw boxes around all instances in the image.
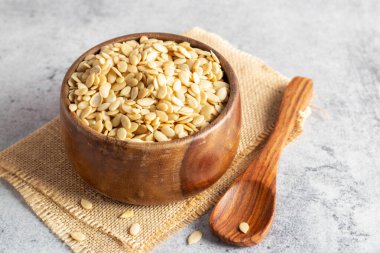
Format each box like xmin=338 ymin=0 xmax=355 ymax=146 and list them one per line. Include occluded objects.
xmin=211 ymin=180 xmax=276 ymax=245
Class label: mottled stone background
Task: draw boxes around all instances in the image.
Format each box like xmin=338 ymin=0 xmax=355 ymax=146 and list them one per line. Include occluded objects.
xmin=0 ymin=0 xmax=379 ymax=252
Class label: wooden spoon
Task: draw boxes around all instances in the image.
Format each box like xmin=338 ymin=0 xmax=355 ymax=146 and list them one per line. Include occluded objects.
xmin=210 ymin=77 xmax=313 ymax=246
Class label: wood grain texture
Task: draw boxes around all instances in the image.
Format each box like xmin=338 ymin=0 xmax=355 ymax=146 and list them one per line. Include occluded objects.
xmin=210 ymin=77 xmax=313 ymax=246
xmin=60 ymin=33 xmax=241 ymax=205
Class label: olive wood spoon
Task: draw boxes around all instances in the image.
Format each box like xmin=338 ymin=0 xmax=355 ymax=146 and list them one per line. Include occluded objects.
xmin=210 ymin=77 xmax=313 ymax=246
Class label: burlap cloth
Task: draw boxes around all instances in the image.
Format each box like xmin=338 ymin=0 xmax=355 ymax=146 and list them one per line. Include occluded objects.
xmin=0 ymin=27 xmax=307 ymax=253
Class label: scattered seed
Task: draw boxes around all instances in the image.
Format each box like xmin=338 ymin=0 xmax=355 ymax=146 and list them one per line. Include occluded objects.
xmin=80 ymin=199 xmax=93 ymax=210
xmin=129 ymin=223 xmax=141 ymax=236
xmin=119 ymin=209 xmax=134 ymax=219
xmin=187 ymin=230 xmax=202 ymax=245
xmin=70 ymin=231 xmax=86 ymax=242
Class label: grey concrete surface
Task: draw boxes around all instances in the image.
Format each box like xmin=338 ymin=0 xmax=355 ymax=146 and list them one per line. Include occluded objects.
xmin=0 ymin=0 xmax=379 ymax=252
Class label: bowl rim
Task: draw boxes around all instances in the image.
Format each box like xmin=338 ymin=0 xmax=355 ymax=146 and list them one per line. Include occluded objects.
xmin=61 ymin=32 xmax=239 ymax=149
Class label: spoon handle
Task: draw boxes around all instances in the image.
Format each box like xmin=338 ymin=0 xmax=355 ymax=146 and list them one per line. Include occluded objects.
xmin=244 ymin=77 xmax=313 ymax=181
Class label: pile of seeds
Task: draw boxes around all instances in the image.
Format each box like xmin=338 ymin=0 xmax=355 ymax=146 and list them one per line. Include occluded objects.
xmin=67 ymin=36 xmax=229 ymax=142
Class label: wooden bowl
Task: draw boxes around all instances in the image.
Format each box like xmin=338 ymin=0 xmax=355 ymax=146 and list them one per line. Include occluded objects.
xmin=60 ymin=33 xmax=241 ymax=205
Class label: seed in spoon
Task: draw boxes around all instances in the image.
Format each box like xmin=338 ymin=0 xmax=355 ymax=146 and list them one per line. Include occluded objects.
xmin=80 ymin=199 xmax=93 ymax=210
xmin=187 ymin=230 xmax=202 ymax=245
xmin=239 ymin=222 xmax=249 ymax=234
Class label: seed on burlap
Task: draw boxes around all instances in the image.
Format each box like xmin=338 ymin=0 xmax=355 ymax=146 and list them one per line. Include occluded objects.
xmin=80 ymin=199 xmax=93 ymax=210
xmin=119 ymin=209 xmax=134 ymax=219
xmin=129 ymin=223 xmax=141 ymax=236
xmin=70 ymin=231 xmax=86 ymax=242
xmin=187 ymin=230 xmax=202 ymax=245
